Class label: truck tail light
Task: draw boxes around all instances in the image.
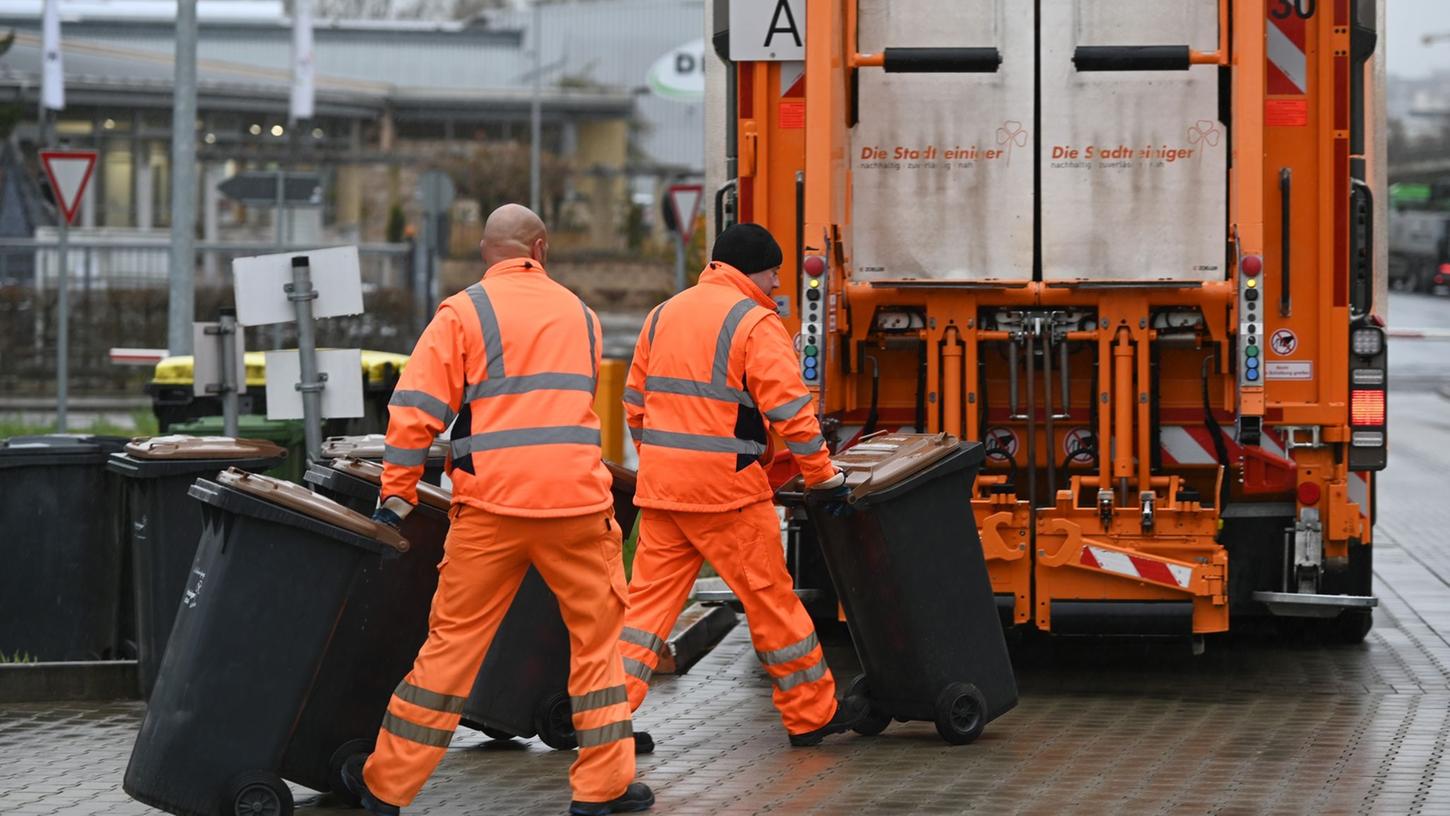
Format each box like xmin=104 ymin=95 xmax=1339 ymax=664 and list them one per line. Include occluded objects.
xmin=1351 ymin=327 xmax=1384 ymax=356
xmin=1350 ymin=389 xmax=1385 ymax=427
xmin=1441 ymin=263 xmax=1450 ymax=277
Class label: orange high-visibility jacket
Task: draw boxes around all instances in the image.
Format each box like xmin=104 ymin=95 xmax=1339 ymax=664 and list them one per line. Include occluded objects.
xmin=625 ymin=261 xmax=836 ymax=512
xmin=381 ymin=258 xmax=613 ymax=518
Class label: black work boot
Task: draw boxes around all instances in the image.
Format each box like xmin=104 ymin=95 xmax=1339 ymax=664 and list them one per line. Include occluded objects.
xmin=340 ymin=754 xmax=402 ymax=816
xmin=569 ymin=782 xmax=655 ymax=815
xmin=788 ymin=695 xmax=868 ymax=747
xmin=633 ymin=731 xmax=655 ymax=755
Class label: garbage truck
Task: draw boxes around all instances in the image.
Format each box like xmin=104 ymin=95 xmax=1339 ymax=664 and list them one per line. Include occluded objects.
xmin=706 ymin=0 xmax=1388 ymax=646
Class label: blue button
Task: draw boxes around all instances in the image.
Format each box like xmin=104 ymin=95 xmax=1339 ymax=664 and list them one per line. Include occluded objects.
xmin=1246 ymin=356 xmax=1259 ymax=368
xmin=1246 ymin=369 xmax=1259 ymax=381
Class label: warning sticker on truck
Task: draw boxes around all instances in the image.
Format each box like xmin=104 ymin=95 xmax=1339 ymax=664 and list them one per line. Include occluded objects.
xmin=1265 ymin=361 xmax=1313 ymax=380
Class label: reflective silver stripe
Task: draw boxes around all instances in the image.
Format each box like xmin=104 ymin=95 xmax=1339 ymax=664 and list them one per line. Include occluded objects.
xmin=756 ymin=633 xmax=819 ymax=666
xmin=764 ymin=393 xmax=812 ymax=423
xmin=712 ymin=298 xmax=760 ymax=385
xmin=773 ymin=659 xmax=828 ymax=692
xmin=647 ymin=304 xmax=664 ymax=344
xmin=582 ymin=301 xmax=598 ymax=382
xmin=575 ymin=719 xmax=633 ymax=748
xmin=451 ymin=426 xmax=601 ymax=457
xmin=393 ymin=680 xmax=467 ymax=715
xmin=644 ymin=376 xmax=754 ymax=407
xmin=464 ymin=373 xmax=596 ymax=401
xmin=384 ymin=444 xmax=431 ymax=467
xmin=623 ymin=388 xmax=644 ymax=407
xmin=641 ymin=429 xmax=767 ymax=455
xmin=465 ymin=283 xmax=506 ymax=378
xmin=389 ymin=389 xmax=455 ymax=425
xmin=786 ymin=435 xmax=826 ymax=456
xmin=381 ymin=711 xmax=454 ymax=748
xmin=628 ymin=425 xmax=643 ymax=442
xmin=621 ymin=627 xmax=668 ymax=658
xmin=571 ymin=685 xmax=628 ymax=713
xmin=623 ymin=656 xmax=654 ymax=684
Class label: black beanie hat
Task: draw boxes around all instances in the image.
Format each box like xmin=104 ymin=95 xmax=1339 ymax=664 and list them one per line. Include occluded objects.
xmin=711 ymin=223 xmax=783 ymax=275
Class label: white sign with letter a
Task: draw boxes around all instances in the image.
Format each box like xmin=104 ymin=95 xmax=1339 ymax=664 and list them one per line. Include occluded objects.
xmin=730 ymin=0 xmax=805 ymax=61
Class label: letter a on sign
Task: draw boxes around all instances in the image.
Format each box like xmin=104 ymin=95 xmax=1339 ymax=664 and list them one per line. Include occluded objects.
xmin=730 ymin=0 xmax=804 ymax=61
xmin=39 ymin=150 xmax=98 ymax=226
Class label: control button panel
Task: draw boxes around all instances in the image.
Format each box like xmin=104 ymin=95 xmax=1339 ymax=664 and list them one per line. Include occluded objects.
xmin=801 ymin=255 xmax=826 ymax=385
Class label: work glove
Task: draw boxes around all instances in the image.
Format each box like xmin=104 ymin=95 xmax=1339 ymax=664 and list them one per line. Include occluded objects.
xmin=372 ymin=495 xmax=414 ymax=530
xmin=809 ymin=470 xmax=853 ymax=517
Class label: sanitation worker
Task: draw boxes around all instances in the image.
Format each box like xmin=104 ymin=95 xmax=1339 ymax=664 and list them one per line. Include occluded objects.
xmin=619 ymin=223 xmax=865 ymax=748
xmin=342 ymin=204 xmax=654 ymax=816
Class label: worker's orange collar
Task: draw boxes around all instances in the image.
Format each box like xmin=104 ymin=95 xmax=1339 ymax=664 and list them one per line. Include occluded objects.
xmin=698 ymin=262 xmax=776 ymax=309
xmin=482 ymin=257 xmax=549 ymax=279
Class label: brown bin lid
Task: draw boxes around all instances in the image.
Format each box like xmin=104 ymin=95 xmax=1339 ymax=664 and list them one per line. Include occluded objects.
xmin=834 ymin=432 xmax=961 ymax=501
xmin=329 ymin=457 xmax=452 ymax=511
xmin=216 ymin=467 xmax=409 ymax=553
xmin=604 ymin=460 xmax=637 ymax=490
xmin=125 ymin=434 xmax=287 ymax=461
xmin=321 ymin=434 xmax=448 ymax=462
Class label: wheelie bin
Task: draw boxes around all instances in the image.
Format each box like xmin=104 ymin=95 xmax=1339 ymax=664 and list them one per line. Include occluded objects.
xmin=288 ymin=457 xmax=450 ymax=797
xmin=320 ymin=434 xmax=450 ymax=486
xmin=794 ymin=433 xmax=1016 ymax=745
xmin=122 ymin=468 xmax=406 ymax=816
xmin=0 ymin=434 xmax=128 ymax=661
xmin=171 ymin=416 xmax=307 ymax=483
xmin=108 ymin=436 xmax=287 ymax=697
xmin=458 ymin=460 xmax=641 ymax=749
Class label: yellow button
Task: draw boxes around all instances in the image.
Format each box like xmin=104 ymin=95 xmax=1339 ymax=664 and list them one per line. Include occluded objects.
xmin=809 ymin=279 xmax=821 ymax=288
xmin=1246 ymin=278 xmax=1257 ymax=288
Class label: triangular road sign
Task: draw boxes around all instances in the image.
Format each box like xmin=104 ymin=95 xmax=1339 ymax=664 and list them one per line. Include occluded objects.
xmin=39 ymin=149 xmax=98 ymax=226
xmin=667 ymin=183 xmax=704 ymax=244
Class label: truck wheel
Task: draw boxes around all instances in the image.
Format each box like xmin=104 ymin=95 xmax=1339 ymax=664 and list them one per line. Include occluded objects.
xmin=1332 ymin=610 xmax=1373 ymax=644
xmin=533 ymin=691 xmax=578 ymax=751
xmin=223 ymin=771 xmax=293 ymax=816
xmin=933 ymin=683 xmax=986 ymax=745
xmin=326 ymin=739 xmax=372 ymax=804
xmin=845 ymin=675 xmax=890 ymax=736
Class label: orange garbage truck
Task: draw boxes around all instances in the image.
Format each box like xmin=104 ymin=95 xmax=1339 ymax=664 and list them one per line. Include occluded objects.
xmin=706 ymin=0 xmax=1388 ymax=647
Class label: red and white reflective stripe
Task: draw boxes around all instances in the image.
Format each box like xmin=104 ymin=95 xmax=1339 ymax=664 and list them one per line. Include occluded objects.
xmin=109 ymin=347 xmax=168 ymax=366
xmin=1267 ymin=10 xmax=1308 ymax=95
xmin=1080 ymin=545 xmax=1193 ymax=589
xmin=1158 ymin=426 xmax=1287 ymax=466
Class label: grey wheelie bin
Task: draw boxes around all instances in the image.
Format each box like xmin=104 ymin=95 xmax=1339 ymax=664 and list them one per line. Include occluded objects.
xmin=0 ymin=434 xmax=128 ymax=661
xmin=289 ymin=457 xmax=450 ymax=797
xmin=458 ymin=460 xmax=641 ymax=750
xmin=795 ymin=433 xmax=1017 ymax=745
xmin=108 ymin=436 xmax=287 ymax=697
xmin=320 ymin=434 xmax=449 ymax=486
xmin=123 ymin=468 xmax=406 ymax=816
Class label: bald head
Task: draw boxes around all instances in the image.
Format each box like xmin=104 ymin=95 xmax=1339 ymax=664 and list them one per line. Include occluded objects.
xmin=480 ymin=204 xmax=548 ymax=267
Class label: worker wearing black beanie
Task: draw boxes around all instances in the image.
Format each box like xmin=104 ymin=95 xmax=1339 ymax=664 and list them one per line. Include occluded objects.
xmin=711 ymin=223 xmax=785 ymax=297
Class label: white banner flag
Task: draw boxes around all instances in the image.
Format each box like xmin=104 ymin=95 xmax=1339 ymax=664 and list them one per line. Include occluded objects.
xmin=290 ymin=0 xmax=315 ymax=122
xmin=41 ymin=0 xmax=64 ymax=111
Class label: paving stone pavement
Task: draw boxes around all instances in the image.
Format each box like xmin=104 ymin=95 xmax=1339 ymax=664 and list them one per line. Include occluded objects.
xmin=5 ymin=392 xmax=1450 ymax=814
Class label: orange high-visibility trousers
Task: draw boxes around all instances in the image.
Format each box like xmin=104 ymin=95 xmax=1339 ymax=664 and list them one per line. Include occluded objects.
xmin=364 ymin=505 xmax=635 ymax=806
xmin=619 ymin=502 xmax=838 ymax=735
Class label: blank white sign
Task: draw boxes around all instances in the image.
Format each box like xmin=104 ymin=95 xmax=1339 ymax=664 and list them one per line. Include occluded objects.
xmin=233 ymin=246 xmax=364 ymax=327
xmin=264 ymin=348 xmax=365 ymax=420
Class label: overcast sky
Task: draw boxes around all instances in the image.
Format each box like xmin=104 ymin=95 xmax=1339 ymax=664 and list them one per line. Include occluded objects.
xmin=1388 ymin=0 xmax=1450 ymax=78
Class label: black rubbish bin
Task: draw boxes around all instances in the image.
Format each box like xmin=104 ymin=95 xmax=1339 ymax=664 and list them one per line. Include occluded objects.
xmin=289 ymin=457 xmax=450 ymax=797
xmin=795 ymin=433 xmax=1016 ymax=745
xmin=320 ymin=434 xmax=449 ymax=486
xmin=459 ymin=460 xmax=641 ymax=750
xmin=0 ymin=434 xmax=128 ymax=661
xmin=108 ymin=436 xmax=288 ymax=698
xmin=122 ymin=468 xmax=406 ymax=816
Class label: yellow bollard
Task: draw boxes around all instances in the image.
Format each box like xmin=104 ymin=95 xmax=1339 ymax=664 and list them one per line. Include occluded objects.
xmin=593 ymin=358 xmax=627 ymax=463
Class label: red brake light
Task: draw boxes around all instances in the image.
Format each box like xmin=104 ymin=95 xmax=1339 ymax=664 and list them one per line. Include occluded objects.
xmin=1297 ymin=482 xmax=1321 ymax=506
xmin=1441 ymin=263 xmax=1450 ymax=276
xmin=1351 ymin=390 xmax=1385 ymax=426
xmin=803 ymin=255 xmax=827 ymax=277
xmin=1241 ymin=255 xmax=1263 ymax=277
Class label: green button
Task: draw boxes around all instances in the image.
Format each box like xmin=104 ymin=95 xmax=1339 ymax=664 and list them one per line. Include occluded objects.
xmin=1245 ymin=346 xmax=1259 ymax=358
xmin=805 ymin=345 xmax=818 ymax=356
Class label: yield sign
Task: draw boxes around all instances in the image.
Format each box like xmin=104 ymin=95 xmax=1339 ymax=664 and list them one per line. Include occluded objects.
xmin=39 ymin=149 xmax=98 ymax=226
xmin=666 ymin=183 xmax=704 ymax=244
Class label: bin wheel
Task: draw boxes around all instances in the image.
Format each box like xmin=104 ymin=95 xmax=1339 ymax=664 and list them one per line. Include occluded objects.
xmin=481 ymin=727 xmax=518 ymax=742
xmin=223 ymin=771 xmax=293 ymax=816
xmin=326 ymin=739 xmax=373 ymax=804
xmin=933 ymin=683 xmax=987 ymax=746
xmin=844 ymin=674 xmax=890 ymax=737
xmin=534 ymin=692 xmax=578 ymax=751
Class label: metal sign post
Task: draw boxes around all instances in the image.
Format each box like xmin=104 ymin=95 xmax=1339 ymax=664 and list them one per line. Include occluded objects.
xmin=39 ymin=149 xmax=98 ymax=433
xmin=286 ymin=256 xmax=325 ymax=462
xmin=196 ymin=310 xmax=245 ymax=438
